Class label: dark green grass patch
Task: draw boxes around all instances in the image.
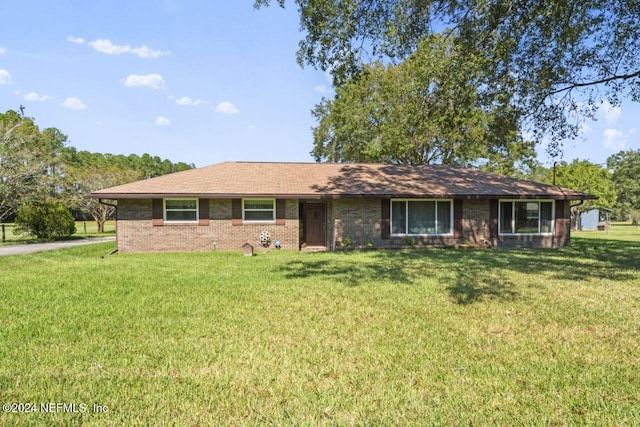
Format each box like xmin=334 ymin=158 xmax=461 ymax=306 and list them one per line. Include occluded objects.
xmin=1 ymin=228 xmax=639 ymax=425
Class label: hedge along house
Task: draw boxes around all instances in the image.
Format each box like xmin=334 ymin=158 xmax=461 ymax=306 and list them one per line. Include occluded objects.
xmin=91 ymin=162 xmax=596 ymax=253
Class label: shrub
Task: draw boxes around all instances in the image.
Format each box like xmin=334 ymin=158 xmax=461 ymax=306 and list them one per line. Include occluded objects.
xmin=402 ymin=237 xmax=416 ymax=246
xmin=337 ymin=236 xmax=353 ymax=248
xmin=14 ymin=201 xmax=76 ymax=239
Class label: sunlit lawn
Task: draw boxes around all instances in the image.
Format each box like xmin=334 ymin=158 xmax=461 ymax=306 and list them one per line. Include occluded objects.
xmin=0 ymin=224 xmax=638 ymax=425
xmin=0 ymin=220 xmax=115 ymax=244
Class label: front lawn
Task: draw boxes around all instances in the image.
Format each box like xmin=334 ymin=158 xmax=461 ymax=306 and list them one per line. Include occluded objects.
xmin=0 ymin=226 xmax=638 ymax=425
xmin=0 ymin=220 xmax=115 ymax=244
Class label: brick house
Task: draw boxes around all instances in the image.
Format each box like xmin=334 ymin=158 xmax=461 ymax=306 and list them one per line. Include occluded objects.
xmin=91 ymin=162 xmax=596 ymax=253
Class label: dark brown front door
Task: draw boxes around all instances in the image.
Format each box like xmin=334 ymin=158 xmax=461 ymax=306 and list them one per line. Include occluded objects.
xmin=306 ymin=203 xmax=326 ymax=246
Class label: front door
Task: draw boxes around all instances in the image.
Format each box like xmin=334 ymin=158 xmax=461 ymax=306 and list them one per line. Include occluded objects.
xmin=305 ymin=203 xmax=326 ymax=246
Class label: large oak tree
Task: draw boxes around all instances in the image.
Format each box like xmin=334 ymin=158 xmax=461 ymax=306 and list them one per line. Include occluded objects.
xmin=256 ymin=0 xmax=640 ymax=155
xmin=311 ymin=34 xmax=536 ymax=173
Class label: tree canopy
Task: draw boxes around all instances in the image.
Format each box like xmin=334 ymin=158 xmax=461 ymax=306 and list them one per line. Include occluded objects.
xmin=0 ymin=110 xmax=67 ymax=222
xmin=1 ymin=108 xmax=194 ymax=232
xmin=311 ymin=34 xmax=536 ymax=174
xmin=607 ymin=150 xmax=640 ymax=214
xmin=256 ymin=0 xmax=640 ymax=155
xmin=553 ymin=160 xmax=617 ymax=211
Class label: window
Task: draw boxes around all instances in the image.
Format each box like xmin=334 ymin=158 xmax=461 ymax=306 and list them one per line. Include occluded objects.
xmin=391 ymin=200 xmax=452 ymax=236
xmin=499 ymin=200 xmax=554 ymax=235
xmin=164 ymin=199 xmax=198 ymax=222
xmin=243 ymin=199 xmax=275 ymax=221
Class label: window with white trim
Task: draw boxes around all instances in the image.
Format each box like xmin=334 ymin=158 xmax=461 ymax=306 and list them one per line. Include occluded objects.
xmin=164 ymin=198 xmax=198 ymax=222
xmin=499 ymin=200 xmax=554 ymax=235
xmin=391 ymin=199 xmax=453 ymax=236
xmin=243 ymin=199 xmax=275 ymax=221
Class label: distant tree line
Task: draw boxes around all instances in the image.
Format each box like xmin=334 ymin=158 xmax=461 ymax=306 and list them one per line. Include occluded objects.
xmin=2 ymin=106 xmax=639 ymax=239
xmin=1 ymin=108 xmax=194 ymax=238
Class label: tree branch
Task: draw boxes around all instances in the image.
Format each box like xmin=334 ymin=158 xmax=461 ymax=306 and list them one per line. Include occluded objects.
xmin=549 ymin=69 xmax=640 ymax=96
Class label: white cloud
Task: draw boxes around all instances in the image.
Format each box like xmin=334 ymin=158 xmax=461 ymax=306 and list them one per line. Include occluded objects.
xmin=214 ymin=101 xmax=239 ymax=115
xmin=122 ymin=73 xmax=165 ymax=89
xmin=176 ymin=96 xmax=206 ymax=106
xmin=155 ymin=116 xmax=171 ymax=127
xmin=579 ymin=123 xmax=593 ymax=134
xmin=62 ymin=97 xmax=87 ymax=110
xmin=314 ymin=85 xmax=333 ymax=95
xmin=603 ymin=128 xmax=627 ymax=150
xmin=0 ymin=69 xmax=12 ymax=85
xmin=630 ymin=128 xmax=637 ymax=135
xmin=0 ymin=46 xmax=6 ymax=54
xmin=601 ymin=100 xmax=622 ymax=125
xmin=88 ymin=38 xmax=170 ymax=58
xmin=23 ymin=92 xmax=53 ymax=102
xmin=67 ymin=36 xmax=85 ymax=44
xmin=131 ymin=45 xmax=171 ymax=59
xmin=89 ymin=39 xmax=130 ymax=55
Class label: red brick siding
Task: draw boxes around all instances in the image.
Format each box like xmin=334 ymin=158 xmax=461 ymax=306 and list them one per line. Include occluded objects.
xmin=329 ymin=199 xmax=382 ymax=249
xmin=116 ymin=198 xmax=299 ymax=253
xmin=116 ymin=197 xmax=572 ymax=252
xmin=461 ymin=199 xmax=492 ymax=245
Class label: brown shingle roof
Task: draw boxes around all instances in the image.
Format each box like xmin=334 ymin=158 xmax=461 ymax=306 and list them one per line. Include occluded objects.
xmin=90 ymin=161 xmax=596 ymax=200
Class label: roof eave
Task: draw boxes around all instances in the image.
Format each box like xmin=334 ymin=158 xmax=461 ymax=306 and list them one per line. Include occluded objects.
xmin=90 ymin=192 xmax=598 ymax=200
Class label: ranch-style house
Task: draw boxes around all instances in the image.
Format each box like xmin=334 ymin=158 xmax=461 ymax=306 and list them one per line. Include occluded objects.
xmin=91 ymin=161 xmax=596 ymax=253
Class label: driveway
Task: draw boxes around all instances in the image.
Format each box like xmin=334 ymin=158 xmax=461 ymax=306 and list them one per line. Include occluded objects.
xmin=0 ymin=237 xmax=115 ymax=257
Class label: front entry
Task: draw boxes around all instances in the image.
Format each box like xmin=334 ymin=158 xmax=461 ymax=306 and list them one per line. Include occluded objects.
xmin=305 ymin=203 xmax=326 ymax=246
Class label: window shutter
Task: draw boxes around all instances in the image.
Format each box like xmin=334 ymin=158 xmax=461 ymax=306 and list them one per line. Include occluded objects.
xmin=231 ymin=199 xmax=242 ymax=225
xmin=489 ymin=199 xmax=498 ymax=239
xmin=198 ymin=198 xmax=210 ymax=226
xmin=276 ymin=199 xmax=286 ymax=225
xmin=152 ymin=199 xmax=164 ymax=226
xmin=381 ymin=199 xmax=390 ymax=239
xmin=454 ymin=199 xmax=463 ymax=239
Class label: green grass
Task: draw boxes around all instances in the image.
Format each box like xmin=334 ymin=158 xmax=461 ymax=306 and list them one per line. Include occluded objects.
xmin=0 ymin=225 xmax=639 ymax=425
xmin=0 ymin=220 xmax=115 ymax=244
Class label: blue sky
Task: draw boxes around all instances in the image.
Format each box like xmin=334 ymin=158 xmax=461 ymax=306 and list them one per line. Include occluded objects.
xmin=1 ymin=1 xmax=638 ymax=168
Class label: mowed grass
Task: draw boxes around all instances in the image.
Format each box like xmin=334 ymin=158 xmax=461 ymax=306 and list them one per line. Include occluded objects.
xmin=0 ymin=220 xmax=115 ymax=244
xmin=0 ymin=225 xmax=639 ymax=425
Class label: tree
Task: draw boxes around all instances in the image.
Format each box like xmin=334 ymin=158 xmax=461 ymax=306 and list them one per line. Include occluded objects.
xmin=552 ymin=160 xmax=617 ymax=229
xmin=311 ymin=34 xmax=536 ymax=172
xmin=14 ymin=200 xmax=76 ymax=239
xmin=0 ymin=110 xmax=67 ymax=222
xmin=256 ymin=0 xmax=640 ymax=155
xmin=61 ymin=148 xmax=194 ymax=232
xmin=607 ymin=150 xmax=640 ymax=216
xmin=66 ymin=167 xmax=139 ymax=233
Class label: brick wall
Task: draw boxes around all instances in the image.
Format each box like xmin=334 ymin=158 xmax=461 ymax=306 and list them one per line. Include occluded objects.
xmin=329 ymin=199 xmax=382 ymax=249
xmin=461 ymin=199 xmax=492 ymax=245
xmin=330 ymin=198 xmax=571 ymax=249
xmin=116 ymin=197 xmax=572 ymax=252
xmin=116 ymin=198 xmax=299 ymax=253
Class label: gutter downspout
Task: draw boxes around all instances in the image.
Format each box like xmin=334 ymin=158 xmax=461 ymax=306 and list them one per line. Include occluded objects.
xmin=99 ymin=199 xmax=118 ymax=255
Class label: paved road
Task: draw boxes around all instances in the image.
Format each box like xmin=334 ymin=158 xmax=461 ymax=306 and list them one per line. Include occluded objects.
xmin=0 ymin=237 xmax=115 ymax=257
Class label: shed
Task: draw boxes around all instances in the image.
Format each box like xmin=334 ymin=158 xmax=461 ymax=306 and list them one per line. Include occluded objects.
xmin=579 ymin=209 xmax=600 ymax=230
xmin=579 ymin=208 xmax=613 ymax=231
